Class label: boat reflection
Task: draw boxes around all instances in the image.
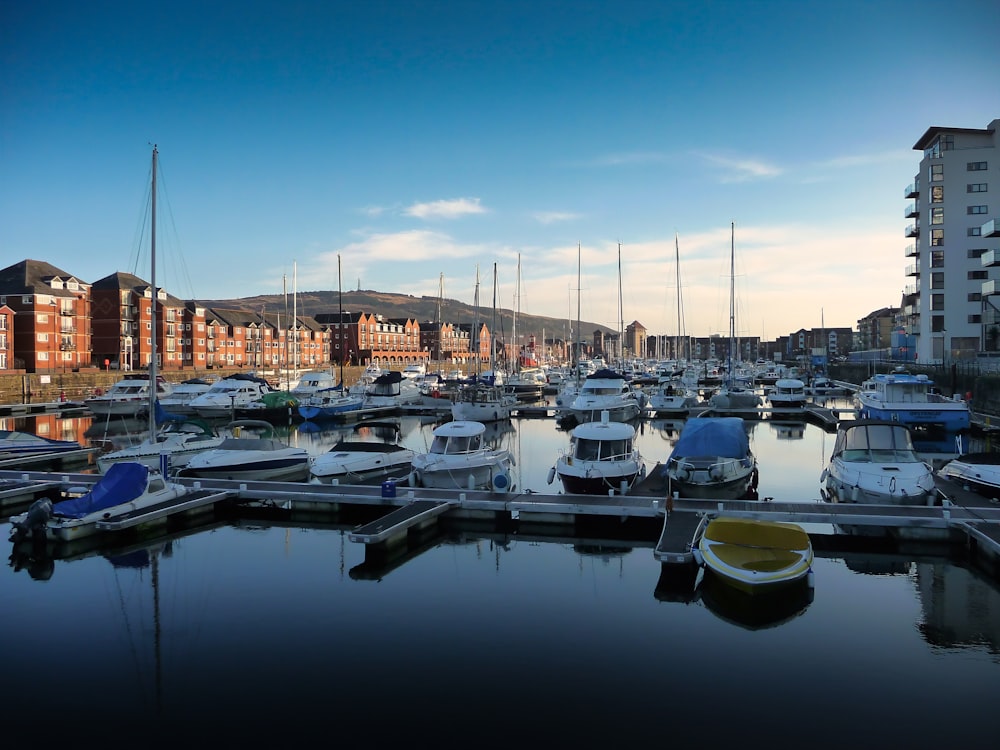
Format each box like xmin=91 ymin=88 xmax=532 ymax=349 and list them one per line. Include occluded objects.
xmin=695 ymin=570 xmax=814 ymax=630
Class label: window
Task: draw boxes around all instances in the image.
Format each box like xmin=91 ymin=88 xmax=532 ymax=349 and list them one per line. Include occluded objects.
xmin=931 ymin=294 xmax=944 ymax=311
xmin=969 ymin=292 xmax=982 ymax=302
xmin=968 ymin=161 xmax=988 ymax=171
xmin=931 ymin=207 xmax=944 ymax=225
xmin=931 ymin=163 xmax=944 ymax=182
xmin=969 ymin=270 xmax=988 ymax=280
xmin=931 ymin=250 xmax=944 ymax=268
xmin=969 ymin=314 xmax=982 ymax=324
xmin=931 ymin=272 xmax=944 ymax=289
xmin=931 ymin=229 xmax=944 ymax=246
xmin=931 ymin=185 xmax=944 ymax=203
xmin=940 ymin=135 xmax=954 ymax=151
xmin=969 ymin=205 xmax=988 ymax=215
xmin=968 ymin=183 xmax=988 ymax=193
xmin=968 ymin=248 xmax=987 ymax=258
xmin=968 ymin=227 xmax=982 ymax=237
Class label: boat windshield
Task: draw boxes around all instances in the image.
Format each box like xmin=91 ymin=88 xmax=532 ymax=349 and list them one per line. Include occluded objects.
xmin=842 ymin=424 xmax=921 ymax=463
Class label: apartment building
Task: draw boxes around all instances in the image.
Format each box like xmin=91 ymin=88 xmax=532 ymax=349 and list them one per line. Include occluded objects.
xmin=905 ymin=118 xmax=1000 ymax=362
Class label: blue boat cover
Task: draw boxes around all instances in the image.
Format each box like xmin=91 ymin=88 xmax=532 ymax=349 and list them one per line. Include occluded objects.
xmin=154 ymin=398 xmax=185 ymax=424
xmin=668 ymin=417 xmax=750 ymax=460
xmin=53 ymin=462 xmax=150 ymax=519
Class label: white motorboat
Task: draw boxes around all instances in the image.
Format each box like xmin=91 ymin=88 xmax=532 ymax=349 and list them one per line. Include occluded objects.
xmin=177 ymin=419 xmax=309 ymax=482
xmin=188 ymin=373 xmax=276 ymax=419
xmin=808 ymin=375 xmax=845 ymax=397
xmin=362 ymin=371 xmax=423 ymax=408
xmin=309 ymin=440 xmax=415 ymax=485
xmin=692 ymin=515 xmax=814 ymax=595
xmin=0 ymin=430 xmax=82 ymax=459
xmin=96 ymin=412 xmax=225 ymax=473
xmin=451 ymin=383 xmax=517 ymax=422
xmin=157 ymin=377 xmax=213 ymax=415
xmin=564 ymin=368 xmax=644 ymax=424
xmin=291 ymin=370 xmax=339 ymax=400
xmin=84 ymin=374 xmax=174 ymax=417
xmin=547 ymin=411 xmax=646 ymax=495
xmin=297 ymin=387 xmax=365 ymax=421
xmin=409 ymin=420 xmax=515 ymax=491
xmin=820 ymin=419 xmax=937 ymax=505
xmin=662 ymin=416 xmax=758 ymax=500
xmin=938 ymin=453 xmax=1000 ymax=500
xmin=646 ymin=377 xmax=700 ymax=415
xmin=767 ymin=378 xmax=807 ymax=408
xmin=8 ymin=461 xmax=188 ymax=543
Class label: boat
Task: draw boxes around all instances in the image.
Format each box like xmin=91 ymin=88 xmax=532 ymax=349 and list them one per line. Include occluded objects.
xmin=692 ymin=514 xmax=815 ymax=595
xmin=176 ymin=419 xmax=310 ymax=481
xmin=854 ymin=369 xmax=970 ymax=432
xmin=820 ymin=419 xmax=938 ymax=505
xmin=309 ymin=440 xmax=415 ymax=485
xmin=646 ymin=377 xmax=700 ymax=415
xmin=564 ymin=368 xmax=644 ymax=424
xmin=156 ymin=377 xmax=213 ymax=415
xmin=503 ymin=367 xmax=546 ymax=402
xmin=297 ymin=386 xmax=365 ymax=421
xmin=290 ymin=370 xmax=339 ymax=400
xmin=188 ymin=372 xmax=277 ymax=419
xmin=401 ymin=363 xmax=427 ymax=380
xmin=709 ymin=223 xmax=760 ymax=411
xmin=362 ymin=370 xmax=423 ymax=408
xmin=408 ymin=420 xmax=515 ymax=491
xmin=0 ymin=430 xmax=82 ymax=459
xmin=233 ymin=390 xmax=301 ymax=423
xmin=937 ymin=453 xmax=1000 ymax=500
xmin=767 ymin=378 xmax=808 ymax=408
xmin=661 ymin=416 xmax=758 ymax=500
xmin=807 ymin=375 xmax=845 ymax=397
xmin=96 ymin=408 xmax=225 ymax=473
xmin=8 ymin=461 xmax=188 ymax=543
xmin=84 ymin=373 xmax=174 ymax=417
xmin=547 ymin=411 xmax=646 ymax=495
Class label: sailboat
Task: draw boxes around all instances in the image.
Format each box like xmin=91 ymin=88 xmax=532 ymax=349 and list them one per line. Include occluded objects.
xmin=648 ymin=233 xmax=699 ymax=415
xmin=710 ymin=222 xmax=761 ymax=411
xmin=451 ymin=264 xmax=517 ymax=422
xmin=504 ymin=254 xmax=545 ymax=401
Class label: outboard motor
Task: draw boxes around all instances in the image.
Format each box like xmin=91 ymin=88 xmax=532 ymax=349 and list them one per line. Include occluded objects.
xmin=9 ymin=498 xmax=53 ymax=543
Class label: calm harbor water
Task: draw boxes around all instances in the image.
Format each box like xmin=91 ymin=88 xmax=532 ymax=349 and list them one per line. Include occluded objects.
xmin=3 ymin=399 xmax=1000 ymax=746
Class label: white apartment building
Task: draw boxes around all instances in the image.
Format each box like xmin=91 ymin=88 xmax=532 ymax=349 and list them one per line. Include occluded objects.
xmin=905 ymin=118 xmax=999 ymax=363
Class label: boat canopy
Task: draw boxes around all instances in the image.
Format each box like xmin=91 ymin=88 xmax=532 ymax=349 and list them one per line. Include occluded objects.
xmin=52 ymin=462 xmax=150 ymax=519
xmin=670 ymin=417 xmax=750 ymax=459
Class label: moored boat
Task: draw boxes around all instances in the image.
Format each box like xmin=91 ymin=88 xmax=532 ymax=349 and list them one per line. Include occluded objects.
xmin=84 ymin=374 xmax=173 ymax=417
xmin=0 ymin=430 xmax=82 ymax=459
xmin=8 ymin=462 xmax=188 ymax=543
xmin=661 ymin=416 xmax=758 ymax=500
xmin=937 ymin=452 xmax=1000 ymax=500
xmin=309 ymin=440 xmax=415 ymax=485
xmin=547 ymin=411 xmax=646 ymax=495
xmin=692 ymin=515 xmax=815 ymax=595
xmin=854 ymin=370 xmax=970 ymax=432
xmin=177 ymin=419 xmax=309 ymax=481
xmin=409 ymin=420 xmax=515 ymax=491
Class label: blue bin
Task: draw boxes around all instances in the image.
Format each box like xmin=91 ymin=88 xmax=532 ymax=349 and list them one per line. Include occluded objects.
xmin=381 ymin=480 xmax=397 ymax=498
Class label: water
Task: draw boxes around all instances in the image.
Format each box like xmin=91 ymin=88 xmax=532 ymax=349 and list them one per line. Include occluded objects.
xmin=2 ymin=402 xmax=1000 ymax=747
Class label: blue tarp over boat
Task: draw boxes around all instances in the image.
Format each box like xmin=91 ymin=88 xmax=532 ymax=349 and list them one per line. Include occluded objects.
xmin=667 ymin=417 xmax=750 ymax=460
xmin=53 ymin=462 xmax=149 ymax=519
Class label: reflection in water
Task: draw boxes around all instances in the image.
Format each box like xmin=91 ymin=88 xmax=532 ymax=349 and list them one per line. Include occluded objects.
xmin=695 ymin=569 xmax=814 ymax=630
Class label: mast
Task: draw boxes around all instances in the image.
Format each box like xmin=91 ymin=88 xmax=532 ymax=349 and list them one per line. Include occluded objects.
xmin=674 ymin=233 xmax=681 ymax=362
xmin=292 ymin=260 xmax=298 ymax=380
xmin=575 ymin=242 xmax=582 ymax=386
xmin=435 ymin=273 xmax=443 ymax=370
xmin=282 ymin=273 xmax=289 ymax=379
xmin=513 ymin=254 xmax=520 ymax=373
xmin=618 ymin=242 xmax=624 ymax=365
xmin=491 ymin=263 xmax=498 ymax=374
xmin=729 ymin=221 xmax=736 ymax=384
xmin=473 ymin=266 xmax=481 ymax=376
xmin=338 ymin=254 xmax=345 ymax=386
xmin=148 ymin=145 xmax=158 ymax=444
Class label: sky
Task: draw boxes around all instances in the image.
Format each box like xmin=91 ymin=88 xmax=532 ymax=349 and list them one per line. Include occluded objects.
xmin=2 ymin=1 xmax=998 ymax=344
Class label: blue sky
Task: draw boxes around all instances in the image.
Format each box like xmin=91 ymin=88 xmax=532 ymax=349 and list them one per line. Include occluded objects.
xmin=2 ymin=1 xmax=998 ymax=343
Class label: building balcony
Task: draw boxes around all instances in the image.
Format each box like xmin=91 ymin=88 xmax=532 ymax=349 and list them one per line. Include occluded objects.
xmin=905 ymin=181 xmax=919 ymax=199
xmin=981 ymin=250 xmax=1000 ymax=268
xmin=59 ymin=309 xmax=74 ymax=316
xmin=905 ymin=263 xmax=920 ymax=277
xmin=59 ymin=342 xmax=76 ymax=351
xmin=982 ymin=279 xmax=1000 ymax=297
xmin=904 ymin=203 xmax=918 ymax=219
xmin=982 ymin=218 xmax=1000 ymax=238
xmin=905 ymin=223 xmax=920 ymax=238
xmin=903 ymin=283 xmax=918 ymax=297
xmin=904 ymin=243 xmax=918 ymax=258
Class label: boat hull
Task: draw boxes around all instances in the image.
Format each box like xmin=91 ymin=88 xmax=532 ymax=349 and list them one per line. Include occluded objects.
xmin=556 ymin=464 xmax=641 ymax=495
xmin=179 ymin=456 xmax=309 ymax=482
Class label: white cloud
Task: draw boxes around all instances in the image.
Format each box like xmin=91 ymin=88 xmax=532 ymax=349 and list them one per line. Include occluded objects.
xmin=533 ymin=211 xmax=581 ymax=224
xmin=404 ymin=198 xmax=487 ymax=219
xmin=699 ymin=152 xmax=783 ymax=183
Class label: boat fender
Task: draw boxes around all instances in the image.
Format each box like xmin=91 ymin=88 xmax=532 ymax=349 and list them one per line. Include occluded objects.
xmin=547 ymin=466 xmax=556 ymax=484
xmin=432 ymin=389 xmax=441 ymax=399
xmin=408 ymin=470 xmax=419 ymax=487
xmin=676 ymin=462 xmax=693 ymax=482
xmin=751 ymin=467 xmax=759 ymax=490
xmin=639 ymin=464 xmax=647 ymax=481
xmin=709 ymin=465 xmax=723 ymax=481
xmin=492 ymin=471 xmax=511 ymax=493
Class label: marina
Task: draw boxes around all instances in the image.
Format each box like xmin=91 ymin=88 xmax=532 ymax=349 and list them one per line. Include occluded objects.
xmin=2 ymin=393 xmax=1000 ymax=746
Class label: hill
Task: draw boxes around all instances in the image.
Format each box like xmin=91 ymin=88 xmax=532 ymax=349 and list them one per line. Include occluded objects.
xmin=198 ymin=289 xmax=617 ymax=344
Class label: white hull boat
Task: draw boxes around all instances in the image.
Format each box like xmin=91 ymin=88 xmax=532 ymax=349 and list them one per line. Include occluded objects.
xmin=548 ymin=412 xmax=646 ymax=495
xmin=177 ymin=420 xmax=309 ymax=482
xmin=309 ymin=441 xmax=415 ymax=485
xmin=662 ymin=416 xmax=758 ymax=500
xmin=820 ymin=419 xmax=937 ymax=505
xmin=96 ymin=414 xmax=225 ymax=473
xmin=85 ymin=374 xmax=173 ymax=417
xmin=409 ymin=420 xmax=515 ymax=491
xmin=8 ymin=462 xmax=188 ymax=543
xmin=938 ymin=453 xmax=1000 ymax=500
xmin=451 ymin=384 xmax=517 ymax=422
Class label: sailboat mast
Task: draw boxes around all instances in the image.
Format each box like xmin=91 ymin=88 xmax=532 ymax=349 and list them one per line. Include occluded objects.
xmin=148 ymin=145 xmax=158 ymax=443
xmin=492 ymin=263 xmax=498 ymax=373
xmin=618 ymin=242 xmax=624 ymax=364
xmin=338 ymin=254 xmax=344 ymax=385
xmin=576 ymin=242 xmax=582 ymax=385
xmin=729 ymin=221 xmax=736 ymax=379
xmin=513 ymin=254 xmax=520 ymax=372
xmin=675 ymin=233 xmax=681 ymax=362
